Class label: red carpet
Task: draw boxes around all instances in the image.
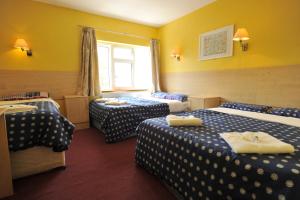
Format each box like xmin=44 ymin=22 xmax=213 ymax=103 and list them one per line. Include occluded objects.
xmin=4 ymin=128 xmax=175 ymax=200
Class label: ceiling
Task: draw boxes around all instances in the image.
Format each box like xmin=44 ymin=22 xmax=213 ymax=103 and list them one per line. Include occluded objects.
xmin=34 ymin=0 xmax=216 ymax=27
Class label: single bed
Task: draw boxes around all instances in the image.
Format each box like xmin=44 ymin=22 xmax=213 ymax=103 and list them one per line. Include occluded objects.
xmin=1 ymin=96 xmax=75 ymax=178
xmin=89 ymin=96 xmax=175 ymax=143
xmin=135 ymin=107 xmax=300 ymax=200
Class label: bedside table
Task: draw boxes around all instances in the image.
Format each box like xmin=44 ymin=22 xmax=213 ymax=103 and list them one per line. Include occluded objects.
xmin=188 ymin=97 xmax=221 ymax=111
xmin=64 ymin=95 xmax=89 ymax=130
xmin=0 ymin=108 xmax=13 ymax=198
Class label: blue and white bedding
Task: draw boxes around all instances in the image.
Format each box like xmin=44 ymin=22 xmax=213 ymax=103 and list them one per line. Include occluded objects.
xmin=5 ymin=100 xmax=75 ymax=152
xmin=135 ymin=108 xmax=300 ymax=200
xmin=220 ymin=102 xmax=271 ymax=113
xmin=89 ymin=96 xmax=170 ymax=143
xmin=152 ymin=92 xmax=188 ymax=102
xmin=270 ymin=107 xmax=300 ymax=118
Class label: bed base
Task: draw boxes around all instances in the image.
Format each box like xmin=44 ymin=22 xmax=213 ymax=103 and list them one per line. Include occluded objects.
xmin=10 ymin=147 xmax=65 ymax=179
xmin=91 ymin=119 xmax=137 ymax=140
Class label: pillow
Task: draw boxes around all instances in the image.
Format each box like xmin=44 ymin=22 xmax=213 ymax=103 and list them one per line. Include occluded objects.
xmin=164 ymin=93 xmax=188 ymax=102
xmin=220 ymin=102 xmax=271 ymax=113
xmin=0 ymin=91 xmax=49 ymax=101
xmin=269 ymin=108 xmax=300 ymax=118
xmin=151 ymin=92 xmax=168 ymax=99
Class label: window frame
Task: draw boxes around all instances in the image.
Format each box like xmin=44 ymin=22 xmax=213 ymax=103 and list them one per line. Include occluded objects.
xmin=111 ymin=45 xmax=135 ymax=90
xmin=97 ymin=41 xmax=149 ymax=92
xmin=98 ymin=44 xmax=112 ymax=91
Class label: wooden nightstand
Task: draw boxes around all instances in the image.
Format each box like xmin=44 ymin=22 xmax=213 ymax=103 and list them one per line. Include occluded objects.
xmin=64 ymin=95 xmax=89 ymax=130
xmin=0 ymin=108 xmax=13 ymax=198
xmin=188 ymin=97 xmax=221 ymax=111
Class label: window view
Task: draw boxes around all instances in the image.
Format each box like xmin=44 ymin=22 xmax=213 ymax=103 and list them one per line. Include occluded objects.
xmin=97 ymin=41 xmax=152 ymax=91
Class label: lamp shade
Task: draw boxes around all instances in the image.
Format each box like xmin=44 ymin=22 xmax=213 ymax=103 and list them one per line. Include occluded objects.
xmin=14 ymin=38 xmax=29 ymax=50
xmin=233 ymin=28 xmax=250 ymax=41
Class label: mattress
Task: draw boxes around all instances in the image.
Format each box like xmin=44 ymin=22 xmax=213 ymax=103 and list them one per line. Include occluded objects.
xmin=135 ymin=108 xmax=300 ymax=200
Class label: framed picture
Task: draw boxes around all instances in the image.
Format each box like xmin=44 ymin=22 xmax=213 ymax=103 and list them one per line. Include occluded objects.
xmin=199 ymin=25 xmax=234 ymax=60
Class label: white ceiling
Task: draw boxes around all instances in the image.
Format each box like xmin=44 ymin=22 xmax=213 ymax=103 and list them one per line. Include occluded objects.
xmin=34 ymin=0 xmax=216 ymax=27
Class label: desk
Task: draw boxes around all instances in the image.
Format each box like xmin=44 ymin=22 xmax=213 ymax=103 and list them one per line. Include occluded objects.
xmin=0 ymin=108 xmax=13 ymax=198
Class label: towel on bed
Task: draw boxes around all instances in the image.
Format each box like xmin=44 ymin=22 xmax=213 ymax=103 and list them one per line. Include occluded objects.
xmin=95 ymin=98 xmax=116 ymax=103
xmin=166 ymin=115 xmax=203 ymax=126
xmin=0 ymin=104 xmax=38 ymax=114
xmin=0 ymin=98 xmax=60 ymax=109
xmin=105 ymin=100 xmax=128 ymax=105
xmin=220 ymin=131 xmax=295 ymax=154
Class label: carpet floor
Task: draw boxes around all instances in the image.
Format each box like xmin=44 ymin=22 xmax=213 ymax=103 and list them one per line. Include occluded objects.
xmin=4 ymin=128 xmax=175 ymax=200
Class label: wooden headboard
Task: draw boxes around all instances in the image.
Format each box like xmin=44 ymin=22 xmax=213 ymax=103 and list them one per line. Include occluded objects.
xmin=0 ymin=70 xmax=79 ymax=100
xmin=0 ymin=70 xmax=79 ymax=115
xmin=161 ymin=64 xmax=300 ymax=108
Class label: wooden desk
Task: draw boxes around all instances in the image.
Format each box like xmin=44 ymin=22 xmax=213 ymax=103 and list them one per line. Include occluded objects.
xmin=0 ymin=108 xmax=13 ymax=198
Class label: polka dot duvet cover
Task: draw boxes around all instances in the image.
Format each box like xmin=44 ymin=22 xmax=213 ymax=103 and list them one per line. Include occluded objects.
xmin=89 ymin=96 xmax=170 ymax=143
xmin=135 ymin=109 xmax=300 ymax=200
xmin=6 ymin=101 xmax=75 ymax=152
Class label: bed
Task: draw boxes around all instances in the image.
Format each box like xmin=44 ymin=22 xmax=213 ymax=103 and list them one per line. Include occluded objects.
xmin=1 ymin=95 xmax=75 ymax=179
xmin=89 ymin=95 xmax=189 ymax=143
xmin=135 ymin=107 xmax=300 ymax=200
xmin=89 ymin=96 xmax=177 ymax=143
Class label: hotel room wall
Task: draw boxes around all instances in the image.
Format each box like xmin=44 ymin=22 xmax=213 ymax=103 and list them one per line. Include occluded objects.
xmin=158 ymin=0 xmax=300 ymax=108
xmin=0 ymin=0 xmax=157 ymax=104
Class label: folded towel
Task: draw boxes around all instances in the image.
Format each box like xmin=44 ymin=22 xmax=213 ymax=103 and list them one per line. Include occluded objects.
xmin=105 ymin=100 xmax=128 ymax=105
xmin=0 ymin=98 xmax=60 ymax=109
xmin=95 ymin=98 xmax=116 ymax=103
xmin=220 ymin=131 xmax=295 ymax=154
xmin=0 ymin=104 xmax=38 ymax=114
xmin=166 ymin=115 xmax=203 ymax=126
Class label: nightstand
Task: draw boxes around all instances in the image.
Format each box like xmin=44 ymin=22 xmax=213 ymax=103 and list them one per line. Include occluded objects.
xmin=64 ymin=95 xmax=89 ymax=130
xmin=188 ymin=97 xmax=221 ymax=111
xmin=0 ymin=108 xmax=13 ymax=198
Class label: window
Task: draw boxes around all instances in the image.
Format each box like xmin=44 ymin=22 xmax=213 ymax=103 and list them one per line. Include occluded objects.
xmin=97 ymin=41 xmax=152 ymax=91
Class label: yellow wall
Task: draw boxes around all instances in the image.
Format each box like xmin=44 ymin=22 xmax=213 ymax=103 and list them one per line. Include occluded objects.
xmin=0 ymin=0 xmax=157 ymax=71
xmin=159 ymin=0 xmax=300 ymax=73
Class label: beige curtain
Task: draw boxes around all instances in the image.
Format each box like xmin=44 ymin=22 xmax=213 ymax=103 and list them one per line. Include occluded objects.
xmin=150 ymin=39 xmax=161 ymax=92
xmin=77 ymin=27 xmax=100 ymax=96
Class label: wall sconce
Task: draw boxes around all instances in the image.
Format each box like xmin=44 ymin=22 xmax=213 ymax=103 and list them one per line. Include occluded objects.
xmin=171 ymin=53 xmax=181 ymax=61
xmin=171 ymin=49 xmax=181 ymax=61
xmin=14 ymin=38 xmax=32 ymax=56
xmin=233 ymin=28 xmax=250 ymax=51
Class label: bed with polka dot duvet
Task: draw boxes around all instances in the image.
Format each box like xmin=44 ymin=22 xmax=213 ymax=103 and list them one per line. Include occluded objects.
xmin=135 ymin=108 xmax=300 ymax=200
xmin=5 ymin=100 xmax=75 ymax=152
xmin=89 ymin=96 xmax=170 ymax=143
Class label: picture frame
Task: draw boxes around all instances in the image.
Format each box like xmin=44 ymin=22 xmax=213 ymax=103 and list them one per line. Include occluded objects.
xmin=199 ymin=25 xmax=234 ymax=60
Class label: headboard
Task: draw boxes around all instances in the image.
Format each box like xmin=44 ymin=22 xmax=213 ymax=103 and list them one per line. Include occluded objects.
xmin=161 ymin=65 xmax=300 ymax=108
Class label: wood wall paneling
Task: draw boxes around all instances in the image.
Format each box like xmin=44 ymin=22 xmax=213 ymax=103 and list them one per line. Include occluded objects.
xmin=1 ymin=65 xmax=300 ymax=109
xmin=0 ymin=70 xmax=79 ymax=115
xmin=161 ymin=65 xmax=300 ymax=108
xmin=0 ymin=70 xmax=79 ymax=100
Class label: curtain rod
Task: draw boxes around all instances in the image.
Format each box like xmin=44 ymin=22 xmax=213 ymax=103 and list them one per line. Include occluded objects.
xmin=78 ymin=25 xmax=153 ymax=40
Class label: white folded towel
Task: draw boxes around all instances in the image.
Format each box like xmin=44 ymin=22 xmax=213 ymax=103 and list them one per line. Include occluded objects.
xmin=166 ymin=115 xmax=203 ymax=126
xmin=105 ymin=100 xmax=128 ymax=105
xmin=0 ymin=104 xmax=38 ymax=114
xmin=95 ymin=98 xmax=116 ymax=103
xmin=220 ymin=131 xmax=295 ymax=154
